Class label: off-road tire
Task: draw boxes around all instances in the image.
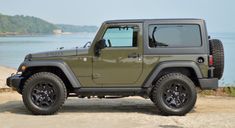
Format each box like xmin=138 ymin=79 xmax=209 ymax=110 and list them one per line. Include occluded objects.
xmin=209 ymin=39 xmax=224 ymax=79
xmin=151 ymin=73 xmax=197 ymax=116
xmin=149 ymin=95 xmax=154 ymax=102
xmin=22 ymin=72 xmax=67 ymax=115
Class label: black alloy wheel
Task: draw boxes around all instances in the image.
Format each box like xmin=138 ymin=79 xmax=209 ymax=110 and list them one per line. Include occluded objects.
xmin=162 ymin=80 xmax=189 ymax=109
xmin=31 ymin=81 xmax=57 ymax=108
xmin=151 ymin=73 xmax=197 ymax=116
xmin=22 ymin=72 xmax=67 ymax=115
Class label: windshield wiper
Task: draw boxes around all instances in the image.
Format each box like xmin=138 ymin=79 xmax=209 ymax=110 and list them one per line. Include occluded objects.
xmin=157 ymin=42 xmax=168 ymax=47
xmin=83 ymin=41 xmax=91 ymax=48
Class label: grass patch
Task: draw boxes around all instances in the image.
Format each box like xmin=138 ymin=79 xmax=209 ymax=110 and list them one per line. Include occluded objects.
xmin=199 ymin=87 xmax=235 ymax=97
xmin=224 ymin=87 xmax=235 ymax=96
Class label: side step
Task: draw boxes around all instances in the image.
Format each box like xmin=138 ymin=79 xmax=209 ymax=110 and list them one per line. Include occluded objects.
xmin=72 ymin=87 xmax=147 ymax=97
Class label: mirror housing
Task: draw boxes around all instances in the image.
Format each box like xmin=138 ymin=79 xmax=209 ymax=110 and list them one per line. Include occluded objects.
xmin=94 ymin=39 xmax=106 ymax=56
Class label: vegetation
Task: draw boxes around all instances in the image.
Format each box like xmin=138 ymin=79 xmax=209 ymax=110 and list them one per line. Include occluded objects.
xmin=0 ymin=13 xmax=57 ymax=34
xmin=199 ymin=87 xmax=235 ymax=97
xmin=224 ymin=87 xmax=235 ymax=96
xmin=56 ymin=24 xmax=98 ymax=33
xmin=0 ymin=13 xmax=98 ymax=35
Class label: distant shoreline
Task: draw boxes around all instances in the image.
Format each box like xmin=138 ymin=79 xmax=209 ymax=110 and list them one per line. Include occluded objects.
xmin=0 ymin=32 xmax=53 ymax=37
xmin=0 ymin=32 xmax=96 ymax=37
xmin=0 ymin=32 xmax=25 ymax=36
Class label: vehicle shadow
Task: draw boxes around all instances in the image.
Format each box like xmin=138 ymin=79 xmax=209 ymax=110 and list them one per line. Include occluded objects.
xmin=0 ymin=98 xmax=162 ymax=115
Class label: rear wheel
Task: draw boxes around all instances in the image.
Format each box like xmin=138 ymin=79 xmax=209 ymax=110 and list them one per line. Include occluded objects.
xmin=22 ymin=72 xmax=67 ymax=115
xmin=151 ymin=73 xmax=197 ymax=116
xmin=209 ymin=39 xmax=224 ymax=79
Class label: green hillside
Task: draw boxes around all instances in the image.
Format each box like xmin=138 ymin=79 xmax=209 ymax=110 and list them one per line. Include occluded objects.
xmin=0 ymin=13 xmax=57 ymax=34
xmin=0 ymin=13 xmax=98 ymax=35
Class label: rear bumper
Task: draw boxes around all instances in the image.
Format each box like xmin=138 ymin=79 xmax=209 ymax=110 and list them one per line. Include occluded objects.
xmin=199 ymin=78 xmax=218 ymax=90
xmin=6 ymin=74 xmax=24 ymax=92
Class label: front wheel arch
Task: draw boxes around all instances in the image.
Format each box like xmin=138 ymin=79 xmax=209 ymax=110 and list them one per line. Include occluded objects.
xmin=20 ymin=66 xmax=74 ymax=93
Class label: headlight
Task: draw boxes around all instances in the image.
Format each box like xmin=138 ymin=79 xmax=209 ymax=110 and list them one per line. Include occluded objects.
xmin=21 ymin=65 xmax=27 ymax=71
xmin=18 ymin=65 xmax=27 ymax=72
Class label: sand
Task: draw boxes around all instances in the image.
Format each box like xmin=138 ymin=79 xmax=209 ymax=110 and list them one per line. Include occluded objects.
xmin=0 ymin=92 xmax=235 ymax=128
xmin=0 ymin=66 xmax=235 ymax=128
xmin=0 ymin=66 xmax=16 ymax=88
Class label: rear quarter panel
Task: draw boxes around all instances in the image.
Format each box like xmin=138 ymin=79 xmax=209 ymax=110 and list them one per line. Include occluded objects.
xmin=137 ymin=19 xmax=209 ymax=86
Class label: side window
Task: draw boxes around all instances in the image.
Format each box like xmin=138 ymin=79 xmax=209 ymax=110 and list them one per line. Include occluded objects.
xmin=102 ymin=26 xmax=138 ymax=47
xmin=149 ymin=24 xmax=201 ymax=48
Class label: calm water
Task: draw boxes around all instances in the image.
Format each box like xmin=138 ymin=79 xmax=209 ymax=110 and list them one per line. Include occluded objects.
xmin=0 ymin=33 xmax=95 ymax=67
xmin=0 ymin=32 xmax=234 ymax=86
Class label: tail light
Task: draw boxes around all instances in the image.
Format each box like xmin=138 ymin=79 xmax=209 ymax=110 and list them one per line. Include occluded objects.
xmin=209 ymin=55 xmax=213 ymax=66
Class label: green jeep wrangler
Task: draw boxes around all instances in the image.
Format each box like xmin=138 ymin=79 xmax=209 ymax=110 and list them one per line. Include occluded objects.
xmin=7 ymin=19 xmax=224 ymax=116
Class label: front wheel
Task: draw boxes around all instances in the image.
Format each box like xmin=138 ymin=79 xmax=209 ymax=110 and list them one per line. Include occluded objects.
xmin=22 ymin=72 xmax=67 ymax=115
xmin=151 ymin=73 xmax=197 ymax=116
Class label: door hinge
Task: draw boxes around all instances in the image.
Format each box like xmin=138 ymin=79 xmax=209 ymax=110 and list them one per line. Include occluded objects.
xmin=92 ymin=73 xmax=101 ymax=79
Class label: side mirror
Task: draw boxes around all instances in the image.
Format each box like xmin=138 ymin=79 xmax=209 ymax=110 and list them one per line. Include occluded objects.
xmin=94 ymin=39 xmax=107 ymax=56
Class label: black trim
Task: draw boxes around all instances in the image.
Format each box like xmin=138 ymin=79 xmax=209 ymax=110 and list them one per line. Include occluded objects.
xmin=142 ymin=61 xmax=203 ymax=88
xmin=6 ymin=75 xmax=23 ymax=92
xmin=19 ymin=60 xmax=81 ymax=88
xmin=199 ymin=78 xmax=218 ymax=90
xmin=74 ymin=88 xmax=146 ymax=96
xmin=104 ymin=18 xmax=203 ymax=24
xmin=208 ymin=67 xmax=215 ymax=78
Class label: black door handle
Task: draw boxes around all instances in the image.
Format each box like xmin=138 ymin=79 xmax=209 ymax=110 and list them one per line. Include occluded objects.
xmin=128 ymin=53 xmax=140 ymax=58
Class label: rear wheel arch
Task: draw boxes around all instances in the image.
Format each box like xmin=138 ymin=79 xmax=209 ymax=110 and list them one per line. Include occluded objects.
xmin=152 ymin=67 xmax=200 ymax=87
xmin=143 ymin=61 xmax=203 ymax=88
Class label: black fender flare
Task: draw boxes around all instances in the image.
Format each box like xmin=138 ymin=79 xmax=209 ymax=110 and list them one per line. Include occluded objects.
xmin=19 ymin=60 xmax=81 ymax=88
xmin=142 ymin=61 xmax=203 ymax=88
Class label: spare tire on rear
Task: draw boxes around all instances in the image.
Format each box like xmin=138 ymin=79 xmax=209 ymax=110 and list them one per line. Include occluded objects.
xmin=209 ymin=39 xmax=224 ymax=79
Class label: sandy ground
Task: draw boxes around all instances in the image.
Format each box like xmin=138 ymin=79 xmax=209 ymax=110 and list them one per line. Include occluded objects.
xmin=0 ymin=66 xmax=235 ymax=128
xmin=0 ymin=66 xmax=16 ymax=88
xmin=0 ymin=92 xmax=234 ymax=128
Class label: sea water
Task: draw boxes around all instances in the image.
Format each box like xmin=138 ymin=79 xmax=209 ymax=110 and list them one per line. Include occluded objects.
xmin=0 ymin=33 xmax=95 ymax=68
xmin=0 ymin=32 xmax=234 ymax=85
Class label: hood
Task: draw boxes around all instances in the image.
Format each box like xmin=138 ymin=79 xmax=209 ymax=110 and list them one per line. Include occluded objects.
xmin=28 ymin=48 xmax=88 ymax=59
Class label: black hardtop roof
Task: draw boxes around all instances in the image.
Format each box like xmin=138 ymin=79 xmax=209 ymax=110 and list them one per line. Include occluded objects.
xmin=104 ymin=18 xmax=204 ymax=24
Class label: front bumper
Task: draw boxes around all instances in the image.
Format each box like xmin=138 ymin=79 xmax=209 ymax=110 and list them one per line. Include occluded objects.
xmin=199 ymin=78 xmax=218 ymax=90
xmin=6 ymin=74 xmax=24 ymax=92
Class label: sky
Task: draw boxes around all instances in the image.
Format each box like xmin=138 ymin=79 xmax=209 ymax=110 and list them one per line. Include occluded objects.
xmin=0 ymin=0 xmax=234 ymax=33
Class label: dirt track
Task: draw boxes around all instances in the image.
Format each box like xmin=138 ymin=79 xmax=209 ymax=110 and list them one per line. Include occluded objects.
xmin=0 ymin=92 xmax=235 ymax=128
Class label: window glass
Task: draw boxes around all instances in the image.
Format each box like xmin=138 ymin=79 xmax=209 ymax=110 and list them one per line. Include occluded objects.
xmin=103 ymin=26 xmax=138 ymax=47
xmin=149 ymin=25 xmax=201 ymax=47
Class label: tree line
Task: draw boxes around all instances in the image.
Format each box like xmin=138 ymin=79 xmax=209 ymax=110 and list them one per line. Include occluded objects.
xmin=0 ymin=13 xmax=98 ymax=34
